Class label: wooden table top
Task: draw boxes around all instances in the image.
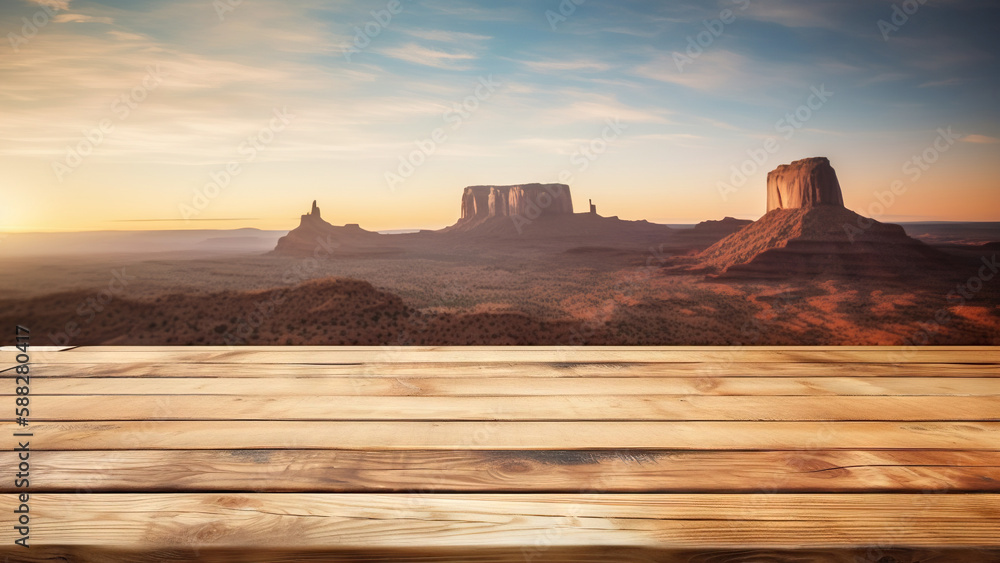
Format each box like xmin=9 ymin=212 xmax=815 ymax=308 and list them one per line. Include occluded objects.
xmin=2 ymin=346 xmax=998 ymax=562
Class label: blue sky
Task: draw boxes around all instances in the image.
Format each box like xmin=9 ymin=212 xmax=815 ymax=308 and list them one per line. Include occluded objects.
xmin=1 ymin=0 xmax=998 ymax=231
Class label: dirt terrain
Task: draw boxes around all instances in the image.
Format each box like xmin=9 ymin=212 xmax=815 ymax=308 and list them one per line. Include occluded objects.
xmin=1 ymin=219 xmax=997 ymax=346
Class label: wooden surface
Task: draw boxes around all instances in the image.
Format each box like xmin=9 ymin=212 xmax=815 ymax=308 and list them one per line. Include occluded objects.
xmin=2 ymin=346 xmax=999 ymax=562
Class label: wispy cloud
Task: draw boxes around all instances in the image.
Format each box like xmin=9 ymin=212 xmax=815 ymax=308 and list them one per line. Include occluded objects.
xmin=633 ymin=50 xmax=758 ymax=93
xmin=53 ymin=13 xmax=113 ymax=24
xmin=107 ymin=30 xmax=146 ymax=41
xmin=742 ymin=0 xmax=852 ymax=30
xmin=918 ymin=78 xmax=967 ymax=88
xmin=515 ymin=59 xmax=611 ymax=73
xmin=2 ymin=0 xmax=999 ymax=228
xmin=377 ymin=43 xmax=478 ymax=70
xmin=535 ymin=92 xmax=671 ymax=126
xmin=961 ymin=134 xmax=1000 ymax=144
xmin=419 ymin=0 xmax=525 ymax=22
xmin=27 ymin=0 xmax=71 ymax=10
xmin=401 ymin=28 xmax=491 ymax=43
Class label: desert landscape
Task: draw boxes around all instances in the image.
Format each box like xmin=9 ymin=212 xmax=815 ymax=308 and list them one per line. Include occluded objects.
xmin=2 ymin=157 xmax=998 ymax=346
xmin=4 ymin=2 xmax=1000 ymax=560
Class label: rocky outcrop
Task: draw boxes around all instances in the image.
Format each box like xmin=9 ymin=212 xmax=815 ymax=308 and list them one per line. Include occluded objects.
xmin=460 ymin=187 xmax=490 ymax=221
xmin=670 ymin=217 xmax=754 ymax=251
xmin=489 ymin=187 xmax=509 ymax=217
xmin=766 ymin=157 xmax=845 ymax=212
xmin=443 ymin=184 xmax=676 ymax=245
xmin=692 ymin=217 xmax=753 ymax=234
xmin=458 ymin=184 xmax=573 ymax=225
xmin=687 ymin=157 xmax=954 ymax=278
xmin=272 ymin=201 xmax=381 ymax=256
xmin=699 ymin=206 xmax=939 ymax=277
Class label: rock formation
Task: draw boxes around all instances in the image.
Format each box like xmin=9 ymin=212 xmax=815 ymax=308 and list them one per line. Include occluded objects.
xmin=668 ymin=217 xmax=753 ymax=252
xmin=696 ymin=158 xmax=949 ymax=278
xmin=444 ymin=183 xmax=674 ymax=245
xmin=766 ymin=157 xmax=845 ymax=212
xmin=458 ymin=184 xmax=573 ymax=226
xmin=272 ymin=201 xmax=380 ymax=256
xmin=275 ymin=186 xmax=675 ymax=255
xmin=691 ymin=217 xmax=753 ymax=234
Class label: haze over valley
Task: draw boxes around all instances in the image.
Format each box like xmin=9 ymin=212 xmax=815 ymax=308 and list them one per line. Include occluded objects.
xmin=3 ymin=159 xmax=998 ymax=346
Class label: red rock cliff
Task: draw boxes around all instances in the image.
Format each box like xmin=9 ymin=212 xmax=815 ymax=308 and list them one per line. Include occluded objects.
xmin=766 ymin=157 xmax=845 ymax=213
xmin=459 ymin=184 xmax=573 ymax=223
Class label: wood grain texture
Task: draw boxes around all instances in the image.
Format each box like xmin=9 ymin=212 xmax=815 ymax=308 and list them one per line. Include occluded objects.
xmin=1 ymin=547 xmax=997 ymax=563
xmin=18 ymin=394 xmax=1000 ymax=421
xmin=22 ymin=361 xmax=1000 ymax=378
xmin=2 ymin=493 xmax=998 ymax=550
xmin=4 ymin=449 xmax=998 ymax=493
xmin=7 ymin=421 xmax=999 ymax=450
xmin=17 ymin=376 xmax=1000 ymax=395
xmin=2 ymin=345 xmax=997 ymax=559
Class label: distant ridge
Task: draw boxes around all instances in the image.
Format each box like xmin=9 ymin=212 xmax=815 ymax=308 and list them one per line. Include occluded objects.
xmin=271 ymin=200 xmax=381 ymax=256
xmin=272 ymin=186 xmax=678 ymax=256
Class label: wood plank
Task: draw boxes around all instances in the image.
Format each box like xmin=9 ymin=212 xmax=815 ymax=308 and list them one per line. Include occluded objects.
xmin=19 ymin=395 xmax=1000 ymax=421
xmin=0 ymin=547 xmax=996 ymax=563
xmin=1 ymin=494 xmax=998 ymax=550
xmin=4 ymin=449 xmax=998 ymax=493
xmin=8 ymin=346 xmax=998 ymax=364
xmin=19 ymin=376 xmax=1000 ymax=396
xmin=20 ymin=362 xmax=1000 ymax=378
xmin=4 ymin=345 xmax=998 ymax=559
xmin=9 ymin=421 xmax=999 ymax=450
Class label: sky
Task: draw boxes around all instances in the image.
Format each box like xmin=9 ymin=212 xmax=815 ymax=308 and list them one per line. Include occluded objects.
xmin=1 ymin=0 xmax=998 ymax=232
